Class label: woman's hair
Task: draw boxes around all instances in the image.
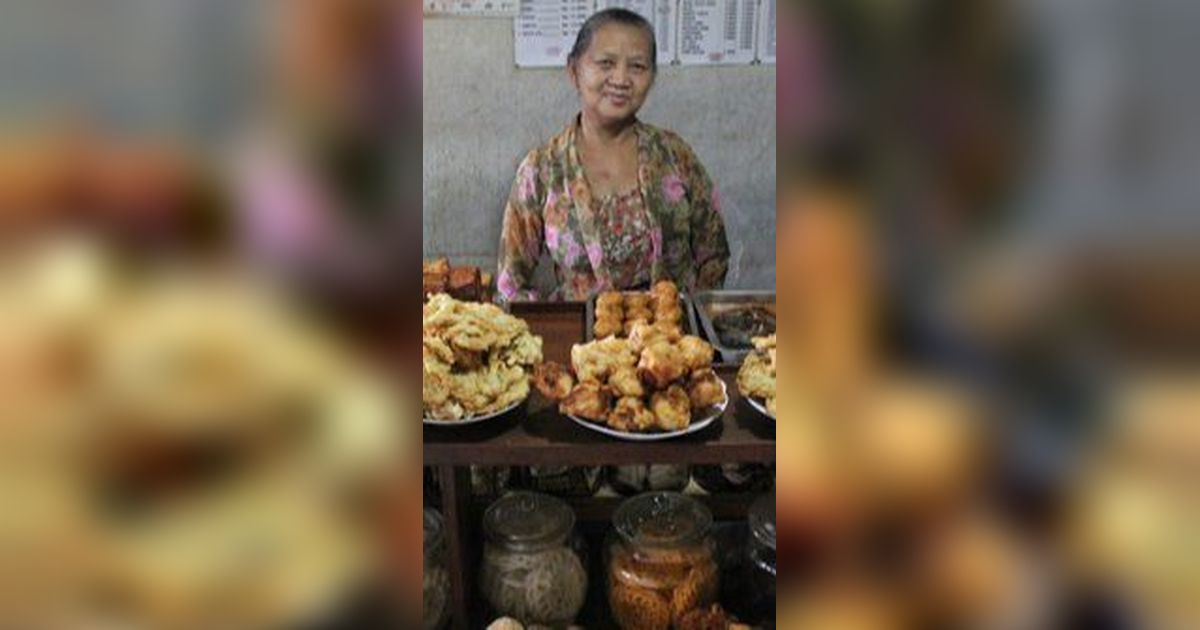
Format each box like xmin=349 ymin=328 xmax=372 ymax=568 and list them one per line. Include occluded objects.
xmin=567 ymin=8 xmax=658 ymax=72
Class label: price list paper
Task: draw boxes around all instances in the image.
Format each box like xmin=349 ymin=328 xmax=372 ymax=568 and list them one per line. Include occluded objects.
xmin=757 ymin=0 xmax=775 ymax=64
xmin=424 ymin=0 xmax=520 ymax=16
xmin=515 ymin=0 xmax=596 ymax=67
xmin=594 ymin=0 xmax=678 ymax=65
xmin=678 ymin=0 xmax=756 ymax=65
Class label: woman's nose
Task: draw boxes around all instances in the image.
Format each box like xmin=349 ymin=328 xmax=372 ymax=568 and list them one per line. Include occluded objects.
xmin=610 ymin=65 xmax=632 ymax=86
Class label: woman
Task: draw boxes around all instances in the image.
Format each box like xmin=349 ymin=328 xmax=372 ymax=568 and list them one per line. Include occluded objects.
xmin=497 ymin=8 xmax=730 ymax=301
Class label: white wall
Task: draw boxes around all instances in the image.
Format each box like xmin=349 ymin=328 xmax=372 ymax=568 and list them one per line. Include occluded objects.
xmin=422 ymin=16 xmax=777 ymax=290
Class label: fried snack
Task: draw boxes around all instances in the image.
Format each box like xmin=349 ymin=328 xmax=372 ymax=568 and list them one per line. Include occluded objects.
xmin=677 ymin=605 xmax=736 ymax=630
xmin=611 ymin=548 xmax=692 ymax=591
xmin=624 ymin=294 xmax=653 ymax=311
xmin=423 ymin=273 xmax=449 ymax=298
xmin=608 ymin=397 xmax=656 ymax=432
xmin=651 ymin=279 xmax=678 ymax=301
xmin=627 ymin=320 xmax=683 ymax=352
xmin=609 ymin=366 xmax=645 ymax=398
xmin=610 ymin=582 xmax=673 ymax=630
xmin=650 ymin=385 xmax=691 ymax=431
xmin=532 ymin=362 xmax=574 ymax=401
xmin=598 ymin=291 xmax=625 ymax=312
xmin=595 ymin=315 xmax=623 ymax=339
xmin=423 ymin=258 xmax=451 ymax=276
xmin=687 ymin=369 xmax=725 ymax=410
xmin=571 ymin=337 xmax=637 ymax=383
xmin=422 ymin=294 xmax=542 ymax=420
xmin=671 ymin=563 xmax=719 ymax=625
xmin=559 ymin=381 xmax=612 ymax=422
xmin=638 ymin=341 xmax=689 ymax=389
xmin=678 ymin=336 xmax=715 ymax=372
xmin=654 ymin=303 xmax=683 ymax=327
xmin=737 ymin=335 xmax=776 ymax=414
xmin=623 ymin=317 xmax=651 ymax=337
xmin=448 ymin=266 xmax=480 ymax=301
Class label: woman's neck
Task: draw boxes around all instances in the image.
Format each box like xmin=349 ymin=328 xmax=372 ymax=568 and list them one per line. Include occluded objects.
xmin=578 ymin=112 xmax=637 ymax=147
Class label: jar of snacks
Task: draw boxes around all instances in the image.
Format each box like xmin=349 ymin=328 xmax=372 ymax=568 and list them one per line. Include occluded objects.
xmin=607 ymin=465 xmax=690 ymax=496
xmin=746 ymin=492 xmax=776 ymax=624
xmin=607 ymin=492 xmax=720 ymax=630
xmin=480 ymin=491 xmax=588 ymax=626
xmin=424 ymin=509 xmax=451 ymax=630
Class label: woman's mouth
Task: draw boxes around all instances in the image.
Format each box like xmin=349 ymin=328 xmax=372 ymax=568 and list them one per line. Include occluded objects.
xmin=606 ymin=93 xmax=631 ymax=105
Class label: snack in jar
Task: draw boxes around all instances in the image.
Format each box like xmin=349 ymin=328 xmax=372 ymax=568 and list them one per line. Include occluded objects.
xmin=607 ymin=492 xmax=720 ymax=629
xmin=480 ymin=491 xmax=588 ymax=626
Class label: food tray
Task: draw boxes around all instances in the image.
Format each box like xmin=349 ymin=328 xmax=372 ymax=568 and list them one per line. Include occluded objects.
xmin=584 ymin=292 xmax=700 ymax=341
xmin=692 ymin=291 xmax=776 ymax=364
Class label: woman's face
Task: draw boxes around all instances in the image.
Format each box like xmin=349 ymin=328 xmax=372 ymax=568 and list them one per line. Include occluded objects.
xmin=570 ymin=23 xmax=655 ymax=126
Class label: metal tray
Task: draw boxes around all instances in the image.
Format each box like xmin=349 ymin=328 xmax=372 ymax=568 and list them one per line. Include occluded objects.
xmin=692 ymin=290 xmax=776 ymax=364
xmin=584 ymin=291 xmax=700 ymax=341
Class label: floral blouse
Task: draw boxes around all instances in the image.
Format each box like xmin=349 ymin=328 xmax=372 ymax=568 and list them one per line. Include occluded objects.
xmin=497 ymin=117 xmax=730 ymax=301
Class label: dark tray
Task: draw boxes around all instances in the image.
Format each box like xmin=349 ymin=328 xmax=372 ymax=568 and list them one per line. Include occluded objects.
xmin=692 ymin=291 xmax=776 ymax=364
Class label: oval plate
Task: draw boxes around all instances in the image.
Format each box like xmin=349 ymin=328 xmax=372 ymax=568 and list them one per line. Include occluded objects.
xmin=745 ymin=395 xmax=775 ymax=421
xmin=423 ymin=396 xmax=525 ymax=426
xmin=567 ymin=381 xmax=728 ymax=441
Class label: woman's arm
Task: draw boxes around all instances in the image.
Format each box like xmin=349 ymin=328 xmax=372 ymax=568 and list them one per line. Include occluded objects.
xmin=684 ymin=150 xmax=731 ymax=290
xmin=496 ymin=154 xmax=545 ymax=301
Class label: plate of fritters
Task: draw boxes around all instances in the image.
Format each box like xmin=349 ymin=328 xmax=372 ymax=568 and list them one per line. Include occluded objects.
xmin=423 ymin=294 xmax=543 ymax=423
xmin=533 ymin=323 xmax=728 ymax=440
xmin=736 ymin=334 xmax=776 ymax=419
xmin=590 ymin=280 xmax=695 ymax=339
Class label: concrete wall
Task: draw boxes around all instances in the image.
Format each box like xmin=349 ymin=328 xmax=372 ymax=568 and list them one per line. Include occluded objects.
xmin=422 ymin=17 xmax=777 ymax=291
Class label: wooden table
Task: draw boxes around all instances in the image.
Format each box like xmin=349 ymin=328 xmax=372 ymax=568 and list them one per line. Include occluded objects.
xmin=424 ymin=301 xmax=776 ymax=629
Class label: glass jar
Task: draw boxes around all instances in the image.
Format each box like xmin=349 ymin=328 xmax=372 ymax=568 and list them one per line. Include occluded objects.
xmin=691 ymin=463 xmax=774 ymax=494
xmin=607 ymin=492 xmax=719 ymax=630
xmin=471 ymin=465 xmax=513 ymax=497
xmin=746 ymin=492 xmax=776 ymax=624
xmin=525 ymin=466 xmax=602 ymax=497
xmin=423 ymin=509 xmax=451 ymax=630
xmin=480 ymin=491 xmax=588 ymax=627
xmin=607 ymin=465 xmax=690 ymax=496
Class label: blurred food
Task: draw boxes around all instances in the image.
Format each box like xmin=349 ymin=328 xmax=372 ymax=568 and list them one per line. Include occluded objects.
xmin=593 ymin=280 xmax=685 ymax=340
xmin=422 ymin=294 xmax=542 ymax=420
xmin=737 ymin=335 xmax=777 ymax=416
xmin=546 ymin=332 xmax=723 ymax=433
xmin=0 ymin=237 xmax=397 ymax=630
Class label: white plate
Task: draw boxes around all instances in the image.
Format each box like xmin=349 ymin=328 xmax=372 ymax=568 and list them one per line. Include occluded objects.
xmin=423 ymin=396 xmax=525 ymax=426
xmin=745 ymin=395 xmax=775 ymax=421
xmin=567 ymin=381 xmax=728 ymax=441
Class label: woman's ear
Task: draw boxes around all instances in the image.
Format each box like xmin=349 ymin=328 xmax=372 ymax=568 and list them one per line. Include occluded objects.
xmin=567 ymin=60 xmax=580 ymax=91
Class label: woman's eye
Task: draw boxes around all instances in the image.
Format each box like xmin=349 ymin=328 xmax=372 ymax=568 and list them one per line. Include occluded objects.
xmin=598 ymin=59 xmax=614 ymax=68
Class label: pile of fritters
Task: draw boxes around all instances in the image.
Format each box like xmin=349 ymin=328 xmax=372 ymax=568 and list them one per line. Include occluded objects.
xmin=534 ymin=326 xmax=724 ymax=433
xmin=736 ymin=334 xmax=776 ymax=416
xmin=594 ymin=280 xmax=684 ymax=339
xmin=423 ymin=294 xmax=543 ymax=420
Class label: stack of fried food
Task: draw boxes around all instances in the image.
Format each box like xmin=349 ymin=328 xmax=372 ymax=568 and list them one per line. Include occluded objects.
xmin=423 ymin=294 xmax=543 ymax=421
xmin=423 ymin=258 xmax=493 ymax=302
xmin=533 ymin=323 xmax=724 ymax=433
xmin=594 ymin=280 xmax=684 ymax=338
xmin=737 ymin=334 xmax=776 ymax=416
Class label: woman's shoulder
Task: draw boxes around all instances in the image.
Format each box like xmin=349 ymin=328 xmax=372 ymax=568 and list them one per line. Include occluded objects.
xmin=637 ymin=121 xmax=700 ymax=160
xmin=519 ymin=122 xmax=576 ymax=167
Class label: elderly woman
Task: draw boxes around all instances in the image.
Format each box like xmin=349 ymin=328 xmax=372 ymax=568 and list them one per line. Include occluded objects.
xmin=497 ymin=8 xmax=730 ymax=301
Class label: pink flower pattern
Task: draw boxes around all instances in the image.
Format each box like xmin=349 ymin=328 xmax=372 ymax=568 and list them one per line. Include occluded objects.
xmin=662 ymin=174 xmax=686 ymax=204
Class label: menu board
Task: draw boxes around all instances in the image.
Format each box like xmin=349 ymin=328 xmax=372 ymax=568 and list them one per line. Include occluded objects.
xmin=757 ymin=0 xmax=775 ymax=64
xmin=678 ymin=0 xmax=756 ymax=65
xmin=424 ymin=0 xmax=520 ymax=16
xmin=515 ymin=0 xmax=595 ymax=67
xmin=594 ymin=0 xmax=678 ymax=65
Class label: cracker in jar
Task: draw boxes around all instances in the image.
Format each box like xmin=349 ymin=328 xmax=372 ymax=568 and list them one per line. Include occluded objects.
xmin=670 ymin=562 xmax=719 ymax=625
xmin=610 ymin=581 xmax=672 ymax=630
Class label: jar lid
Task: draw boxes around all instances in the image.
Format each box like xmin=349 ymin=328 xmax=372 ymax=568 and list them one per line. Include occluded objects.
xmin=424 ymin=508 xmax=444 ymax=553
xmin=749 ymin=492 xmax=776 ymax=550
xmin=614 ymin=492 xmax=712 ymax=547
xmin=483 ymin=491 xmax=575 ymax=550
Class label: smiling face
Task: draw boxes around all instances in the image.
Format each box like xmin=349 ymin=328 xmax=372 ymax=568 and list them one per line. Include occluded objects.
xmin=569 ymin=23 xmax=655 ymax=127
